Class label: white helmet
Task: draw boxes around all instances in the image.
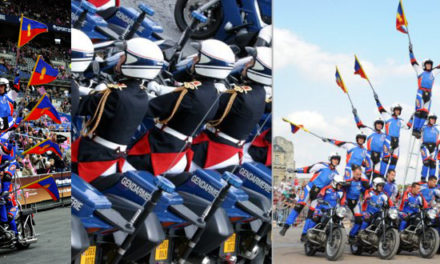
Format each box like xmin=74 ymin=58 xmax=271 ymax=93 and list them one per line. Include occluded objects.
xmin=332 ymin=175 xmax=344 ymax=188
xmin=121 ymin=38 xmax=164 ymax=80
xmin=193 ymin=39 xmax=235 ymax=80
xmin=256 ymin=25 xmax=272 ymax=47
xmin=71 ymin=29 xmax=94 ymax=73
xmin=373 ymin=177 xmax=385 ymax=191
xmin=0 ymin=78 xmax=9 ymax=90
xmin=328 ymin=152 xmax=341 ymax=163
xmin=245 ymin=47 xmax=272 ymax=85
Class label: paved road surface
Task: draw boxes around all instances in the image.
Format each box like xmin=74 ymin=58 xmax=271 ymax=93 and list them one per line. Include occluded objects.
xmin=273 ymin=223 xmax=440 ymax=264
xmin=0 ymin=207 xmax=70 ymax=264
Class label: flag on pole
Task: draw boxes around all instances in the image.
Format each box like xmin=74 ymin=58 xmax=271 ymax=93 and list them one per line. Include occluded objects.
xmin=335 ymin=67 xmax=348 ymax=93
xmin=24 ymin=94 xmax=61 ymax=124
xmin=283 ymin=118 xmax=307 ymax=134
xmin=22 ymin=138 xmax=62 ymax=157
xmin=17 ymin=15 xmax=48 ymax=48
xmin=13 ymin=75 xmax=20 ymax=91
xmin=396 ymin=0 xmax=408 ymax=34
xmin=27 ymin=56 xmax=58 ymax=87
xmin=20 ymin=175 xmax=59 ymax=201
xmin=354 ymin=55 xmax=369 ymax=80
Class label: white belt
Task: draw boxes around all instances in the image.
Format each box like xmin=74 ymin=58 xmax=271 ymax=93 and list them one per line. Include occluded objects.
xmin=155 ymin=124 xmax=193 ymax=143
xmin=93 ymin=136 xmax=127 ymax=152
xmin=206 ymin=126 xmax=245 ymax=146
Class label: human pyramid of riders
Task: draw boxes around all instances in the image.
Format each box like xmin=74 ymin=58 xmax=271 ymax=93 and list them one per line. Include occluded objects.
xmin=71 ymin=1 xmax=272 ymax=262
xmin=280 ymin=40 xmax=440 ymax=260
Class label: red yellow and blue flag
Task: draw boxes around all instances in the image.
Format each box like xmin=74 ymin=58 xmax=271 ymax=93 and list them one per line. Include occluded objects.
xmin=396 ymin=0 xmax=408 ymax=34
xmin=22 ymin=138 xmax=62 ymax=158
xmin=13 ymin=76 xmax=20 ymax=91
xmin=282 ymin=118 xmax=307 ymax=134
xmin=21 ymin=175 xmax=59 ymax=201
xmin=27 ymin=56 xmax=58 ymax=87
xmin=335 ymin=67 xmax=348 ymax=93
xmin=354 ymin=55 xmax=369 ymax=80
xmin=24 ymin=93 xmax=61 ymax=124
xmin=17 ymin=15 xmax=48 ymax=48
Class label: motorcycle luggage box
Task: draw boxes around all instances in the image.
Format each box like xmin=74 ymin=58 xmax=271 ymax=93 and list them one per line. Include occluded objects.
xmin=71 ymin=215 xmax=90 ymax=260
xmin=235 ymin=162 xmax=271 ymax=199
xmin=108 ymin=194 xmax=165 ymax=261
xmin=178 ymin=192 xmax=234 ymax=254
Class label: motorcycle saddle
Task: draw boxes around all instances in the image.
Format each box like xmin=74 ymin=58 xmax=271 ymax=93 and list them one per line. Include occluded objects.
xmin=96 ymin=7 xmax=118 ymax=20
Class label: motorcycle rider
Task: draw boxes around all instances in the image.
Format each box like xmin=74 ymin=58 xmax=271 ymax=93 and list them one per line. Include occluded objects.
xmin=72 ymin=30 xmax=163 ymax=183
xmin=419 ymin=176 xmax=440 ymax=207
xmin=352 ymin=108 xmax=389 ymax=179
xmin=304 ymin=175 xmax=346 ymax=241
xmin=345 ymin=165 xmax=370 ymax=241
xmin=354 ymin=177 xmax=393 ymax=241
xmin=419 ymin=114 xmax=439 ymax=182
xmin=374 ymin=98 xmax=406 ymax=173
xmin=189 ymin=46 xmax=271 ymax=172
xmin=279 ymin=152 xmax=341 ymax=236
xmin=407 ymin=44 xmax=440 ymax=138
xmin=127 ymin=39 xmax=235 ymax=176
xmin=0 ymin=139 xmax=18 ymax=236
xmin=384 ymin=169 xmax=399 ymax=203
xmin=399 ymin=182 xmax=428 ymax=231
xmin=322 ymin=133 xmax=372 ymax=180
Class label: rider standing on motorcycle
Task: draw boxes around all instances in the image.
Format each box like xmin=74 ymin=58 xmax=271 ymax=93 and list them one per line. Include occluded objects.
xmin=189 ymin=47 xmax=271 ymax=172
xmin=407 ymin=43 xmax=440 ymax=138
xmin=279 ymin=153 xmax=341 ymax=236
xmin=322 ymin=133 xmax=372 ymax=180
xmin=419 ymin=114 xmax=439 ymax=182
xmin=354 ymin=178 xmax=393 ymax=240
xmin=304 ymin=175 xmax=346 ymax=241
xmin=399 ymin=182 xmax=428 ymax=231
xmin=352 ymin=109 xmax=389 ymax=179
xmin=72 ymin=30 xmax=163 ymax=183
xmin=127 ymin=39 xmax=235 ymax=176
xmin=384 ymin=169 xmax=399 ymax=203
xmin=345 ymin=165 xmax=369 ymax=241
xmin=374 ymin=98 xmax=406 ymax=173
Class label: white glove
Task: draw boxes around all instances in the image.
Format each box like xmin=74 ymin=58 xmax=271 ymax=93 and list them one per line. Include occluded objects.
xmin=214 ymin=82 xmax=227 ymax=93
xmin=147 ymin=81 xmax=176 ymax=96
xmin=264 ymin=86 xmax=272 ymax=100
xmin=94 ymin=83 xmax=107 ymax=92
xmin=79 ymin=86 xmax=93 ymax=96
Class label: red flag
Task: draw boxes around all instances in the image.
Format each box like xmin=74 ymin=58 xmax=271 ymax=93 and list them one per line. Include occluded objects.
xmin=335 ymin=67 xmax=348 ymax=93
xmin=396 ymin=0 xmax=408 ymax=34
xmin=354 ymin=55 xmax=368 ymax=80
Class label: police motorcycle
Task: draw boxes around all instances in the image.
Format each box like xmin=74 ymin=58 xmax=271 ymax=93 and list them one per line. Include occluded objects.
xmin=303 ymin=199 xmax=347 ymax=261
xmin=399 ymin=205 xmax=440 ymax=259
xmin=174 ymin=0 xmax=271 ymax=56
xmin=72 ymin=0 xmax=163 ymax=42
xmin=0 ymin=162 xmax=37 ymax=250
xmin=348 ymin=207 xmax=400 ymax=259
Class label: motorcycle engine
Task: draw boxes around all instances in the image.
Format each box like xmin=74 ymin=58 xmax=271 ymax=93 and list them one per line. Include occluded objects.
xmin=359 ymin=231 xmax=378 ymax=245
xmin=0 ymin=230 xmax=14 ymax=242
xmin=307 ymin=229 xmax=326 ymax=244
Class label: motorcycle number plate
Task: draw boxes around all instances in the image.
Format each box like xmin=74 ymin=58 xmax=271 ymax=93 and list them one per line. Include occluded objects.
xmin=80 ymin=245 xmax=96 ymax=264
xmin=154 ymin=239 xmax=169 ymax=261
xmin=223 ymin=233 xmax=236 ymax=253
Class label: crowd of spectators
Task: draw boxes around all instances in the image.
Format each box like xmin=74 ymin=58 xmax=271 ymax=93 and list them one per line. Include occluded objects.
xmin=0 ymin=0 xmax=70 ymax=27
xmin=273 ymin=176 xmax=305 ymax=225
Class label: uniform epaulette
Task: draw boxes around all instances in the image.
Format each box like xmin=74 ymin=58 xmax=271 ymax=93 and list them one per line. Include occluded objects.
xmin=107 ymin=83 xmax=127 ymax=90
xmin=232 ymin=84 xmax=252 ymax=93
xmin=183 ymin=81 xmax=202 ymax=90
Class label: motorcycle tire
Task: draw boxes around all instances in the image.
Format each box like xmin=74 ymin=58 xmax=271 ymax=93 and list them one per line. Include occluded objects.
xmin=16 ymin=218 xmax=34 ymax=250
xmin=304 ymin=241 xmax=317 ymax=256
xmin=174 ymin=0 xmax=223 ymax=39
xmin=378 ymin=228 xmax=400 ymax=260
xmin=419 ymin=227 xmax=440 ymax=259
xmin=325 ymin=227 xmax=346 ymax=261
xmin=350 ymin=243 xmax=362 ymax=256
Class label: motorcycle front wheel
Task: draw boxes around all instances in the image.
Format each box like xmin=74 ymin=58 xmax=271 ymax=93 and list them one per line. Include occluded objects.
xmin=378 ymin=228 xmax=400 ymax=260
xmin=419 ymin=227 xmax=440 ymax=259
xmin=174 ymin=0 xmax=223 ymax=39
xmin=325 ymin=227 xmax=346 ymax=261
xmin=16 ymin=218 xmax=34 ymax=249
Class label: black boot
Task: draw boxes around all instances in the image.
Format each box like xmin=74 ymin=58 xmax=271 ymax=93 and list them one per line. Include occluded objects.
xmin=300 ymin=233 xmax=307 ymax=242
xmin=279 ymin=224 xmax=290 ymax=236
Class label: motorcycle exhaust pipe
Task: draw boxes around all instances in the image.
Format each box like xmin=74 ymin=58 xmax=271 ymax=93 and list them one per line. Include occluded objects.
xmin=19 ymin=237 xmax=38 ymax=244
xmin=177 ymin=172 xmax=243 ymax=264
xmin=110 ymin=176 xmax=175 ymax=264
xmin=244 ymin=216 xmax=271 ymax=260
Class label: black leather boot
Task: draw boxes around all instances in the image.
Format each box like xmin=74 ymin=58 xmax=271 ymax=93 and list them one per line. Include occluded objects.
xmin=279 ymin=224 xmax=290 ymax=236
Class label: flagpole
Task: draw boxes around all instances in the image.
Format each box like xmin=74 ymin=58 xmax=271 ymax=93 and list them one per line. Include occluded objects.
xmin=346 ymin=92 xmax=356 ymax=110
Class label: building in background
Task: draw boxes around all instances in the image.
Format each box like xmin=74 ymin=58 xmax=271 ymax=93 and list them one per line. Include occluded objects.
xmin=273 ymin=136 xmax=295 ymax=186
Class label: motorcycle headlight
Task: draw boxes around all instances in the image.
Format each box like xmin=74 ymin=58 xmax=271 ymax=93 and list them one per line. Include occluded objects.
xmin=388 ymin=208 xmax=398 ymax=220
xmin=336 ymin=207 xmax=346 ymax=218
xmin=427 ymin=209 xmax=438 ymax=220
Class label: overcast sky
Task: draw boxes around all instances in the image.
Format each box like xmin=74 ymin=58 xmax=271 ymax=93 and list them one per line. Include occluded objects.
xmin=273 ymin=0 xmax=440 ymax=184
